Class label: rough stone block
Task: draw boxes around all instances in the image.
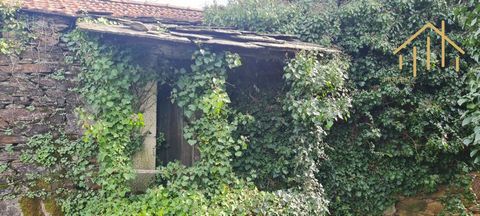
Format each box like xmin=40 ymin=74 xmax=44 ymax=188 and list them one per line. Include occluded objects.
xmin=0 ymin=64 xmax=52 ymax=73
xmin=65 ymin=113 xmax=81 ymax=135
xmin=0 ymin=119 xmax=7 ymax=129
xmin=0 ymin=55 xmax=14 ymax=66
xmin=0 ymin=84 xmax=17 ymax=95
xmin=5 ymin=104 xmax=25 ymax=109
xmin=0 ymin=136 xmax=25 ymax=145
xmin=0 ymin=108 xmax=48 ymax=123
xmin=45 ymin=89 xmax=67 ymax=98
xmin=56 ymin=98 xmax=66 ymax=107
xmin=38 ymin=35 xmax=60 ymax=47
xmin=18 ymin=49 xmax=37 ymax=64
xmin=26 ymin=124 xmax=50 ymax=135
xmin=0 ymin=151 xmax=20 ymax=162
xmin=12 ymin=96 xmax=31 ymax=106
xmin=0 ymin=93 xmax=13 ymax=103
xmin=33 ymin=76 xmax=57 ymax=87
xmin=0 ymin=73 xmax=10 ymax=82
xmin=31 ymin=96 xmax=56 ymax=107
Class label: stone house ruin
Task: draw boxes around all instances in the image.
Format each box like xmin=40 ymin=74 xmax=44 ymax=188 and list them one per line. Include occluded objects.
xmin=0 ymin=0 xmax=338 ymax=214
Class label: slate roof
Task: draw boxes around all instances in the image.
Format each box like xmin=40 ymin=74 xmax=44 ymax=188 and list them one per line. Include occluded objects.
xmin=76 ymin=18 xmax=340 ymax=60
xmin=19 ymin=0 xmax=203 ymax=23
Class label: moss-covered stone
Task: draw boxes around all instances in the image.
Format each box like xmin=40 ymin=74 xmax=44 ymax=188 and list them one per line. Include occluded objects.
xmin=43 ymin=198 xmax=63 ymax=216
xmin=0 ymin=183 xmax=8 ymax=190
xmin=18 ymin=197 xmax=43 ymax=216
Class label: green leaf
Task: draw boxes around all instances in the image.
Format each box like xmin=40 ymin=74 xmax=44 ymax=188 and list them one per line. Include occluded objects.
xmin=187 ymin=139 xmax=197 ymax=145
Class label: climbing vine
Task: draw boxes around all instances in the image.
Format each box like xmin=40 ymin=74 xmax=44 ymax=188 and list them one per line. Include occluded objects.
xmin=67 ymin=29 xmax=144 ymax=193
xmin=163 ymin=49 xmax=246 ymax=191
xmin=57 ymin=28 xmax=152 ymax=214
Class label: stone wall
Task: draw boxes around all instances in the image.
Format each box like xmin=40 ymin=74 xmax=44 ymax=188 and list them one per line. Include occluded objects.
xmin=0 ymin=13 xmax=79 ymax=215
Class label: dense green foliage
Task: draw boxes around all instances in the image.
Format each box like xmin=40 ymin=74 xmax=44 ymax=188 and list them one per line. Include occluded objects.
xmin=457 ymin=1 xmax=480 ymax=164
xmin=232 ymin=52 xmax=350 ymax=214
xmin=229 ymin=54 xmax=352 ymax=216
xmin=206 ymin=0 xmax=479 ymax=214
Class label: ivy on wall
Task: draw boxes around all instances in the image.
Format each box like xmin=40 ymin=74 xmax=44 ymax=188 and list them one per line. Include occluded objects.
xmin=0 ymin=0 xmax=32 ymax=55
xmin=66 ymin=29 xmax=145 ymax=195
xmin=279 ymin=52 xmax=350 ymax=214
xmin=205 ymin=0 xmax=480 ymax=214
xmin=57 ymin=29 xmax=151 ymax=213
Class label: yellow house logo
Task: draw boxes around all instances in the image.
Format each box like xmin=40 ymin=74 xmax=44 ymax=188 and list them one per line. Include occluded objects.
xmin=393 ymin=20 xmax=465 ymax=77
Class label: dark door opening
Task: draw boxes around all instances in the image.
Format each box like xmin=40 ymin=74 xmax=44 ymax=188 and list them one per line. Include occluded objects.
xmin=156 ymin=84 xmax=199 ymax=166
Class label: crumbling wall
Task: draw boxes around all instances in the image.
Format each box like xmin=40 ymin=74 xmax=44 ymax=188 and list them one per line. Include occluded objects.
xmin=0 ymin=13 xmax=79 ymax=216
